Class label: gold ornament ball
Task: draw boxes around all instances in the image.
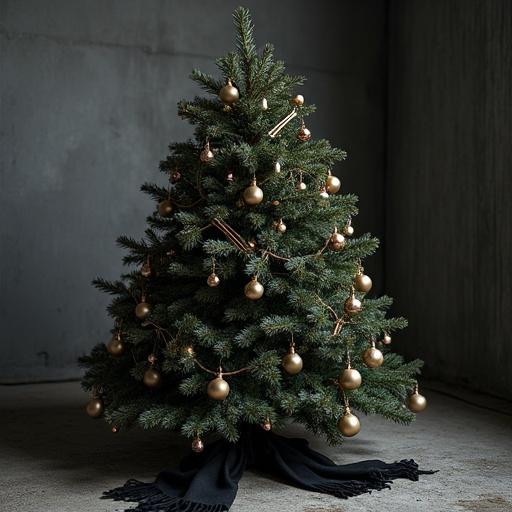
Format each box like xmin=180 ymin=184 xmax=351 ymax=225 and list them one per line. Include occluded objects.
xmin=291 ymin=94 xmax=305 ymax=107
xmin=135 ymin=302 xmax=151 ymax=320
xmin=330 ymin=232 xmax=346 ymax=251
xmin=319 ymin=187 xmax=329 ymax=199
xmin=207 ymin=273 xmax=220 ymax=287
xmin=339 ymin=367 xmax=362 ymax=390
xmin=107 ymin=335 xmax=125 ymax=357
xmin=111 ymin=426 xmax=119 ymax=433
xmin=343 ymin=224 xmax=354 ymax=236
xmin=219 ymin=80 xmax=239 ymax=104
xmin=276 ymin=220 xmax=287 ymax=233
xmin=326 ymin=174 xmax=341 ymax=194
xmin=158 ymin=199 xmax=173 ymax=217
xmin=407 ymin=392 xmax=427 ymax=413
xmin=344 ymin=295 xmax=362 ymax=315
xmin=200 ymin=145 xmax=214 ymax=163
xmin=140 ymin=262 xmax=152 ymax=278
xmin=355 ymin=273 xmax=372 ymax=293
xmin=297 ymin=126 xmax=312 ymax=142
xmin=207 ymin=376 xmax=230 ymax=400
xmin=243 ymin=181 xmax=264 ymax=205
xmin=282 ymin=349 xmax=303 ymax=375
xmin=363 ymin=346 xmax=384 ymax=368
xmin=338 ymin=411 xmax=361 ymax=437
xmin=86 ymin=398 xmax=104 ymax=418
xmin=192 ymin=437 xmax=204 ymax=453
xmin=382 ymin=333 xmax=392 ymax=345
xmin=296 ymin=181 xmax=307 ymax=191
xmin=244 ymin=278 xmax=264 ymax=300
xmin=143 ymin=367 xmax=162 ymax=389
xmin=261 ymin=97 xmax=268 ymax=111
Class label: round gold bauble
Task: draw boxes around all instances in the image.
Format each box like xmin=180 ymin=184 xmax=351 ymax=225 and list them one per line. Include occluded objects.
xmin=135 ymin=302 xmax=151 ymax=320
xmin=355 ymin=273 xmax=372 ymax=293
xmin=143 ymin=367 xmax=162 ymax=389
xmin=86 ymin=398 xmax=104 ymax=418
xmin=291 ymin=94 xmax=305 ymax=107
xmin=363 ymin=346 xmax=384 ymax=368
xmin=207 ymin=376 xmax=230 ymax=400
xmin=319 ymin=187 xmax=329 ymax=199
xmin=274 ymin=161 xmax=281 ymax=173
xmin=296 ymin=181 xmax=307 ymax=191
xmin=326 ymin=174 xmax=341 ymax=194
xmin=192 ymin=437 xmax=204 ymax=453
xmin=111 ymin=426 xmax=119 ymax=433
xmin=243 ymin=180 xmax=264 ymax=205
xmin=158 ymin=199 xmax=173 ymax=217
xmin=244 ymin=278 xmax=264 ymax=300
xmin=261 ymin=97 xmax=268 ymax=111
xmin=297 ymin=126 xmax=312 ymax=141
xmin=200 ymin=145 xmax=214 ymax=163
xmin=107 ymin=335 xmax=125 ymax=357
xmin=343 ymin=224 xmax=354 ymax=236
xmin=282 ymin=349 xmax=303 ymax=375
xmin=407 ymin=392 xmax=427 ymax=413
xmin=207 ymin=273 xmax=220 ymax=287
xmin=339 ymin=367 xmax=362 ymax=390
xmin=140 ymin=262 xmax=152 ymax=278
xmin=338 ymin=411 xmax=361 ymax=437
xmin=219 ymin=80 xmax=239 ymax=105
xmin=226 ymin=172 xmax=234 ymax=182
xmin=344 ymin=295 xmax=362 ymax=315
xmin=275 ymin=219 xmax=287 ymax=233
xmin=382 ymin=333 xmax=392 ymax=345
xmin=330 ymin=232 xmax=346 ymax=251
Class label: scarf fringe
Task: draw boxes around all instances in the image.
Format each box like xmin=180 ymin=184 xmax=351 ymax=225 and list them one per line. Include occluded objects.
xmin=102 ymin=479 xmax=228 ymax=512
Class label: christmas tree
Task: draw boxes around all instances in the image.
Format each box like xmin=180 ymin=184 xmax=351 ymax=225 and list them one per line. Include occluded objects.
xmin=81 ymin=7 xmax=427 ymax=453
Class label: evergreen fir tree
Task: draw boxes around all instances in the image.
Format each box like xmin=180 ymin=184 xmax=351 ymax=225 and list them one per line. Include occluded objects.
xmin=81 ymin=7 xmax=425 ymax=448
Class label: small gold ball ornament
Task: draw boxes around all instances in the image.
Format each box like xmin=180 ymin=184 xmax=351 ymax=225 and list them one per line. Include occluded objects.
xmin=244 ymin=277 xmax=264 ymax=300
xmin=329 ymin=229 xmax=346 ymax=252
xmin=326 ymin=173 xmax=341 ymax=194
xmin=135 ymin=300 xmax=151 ymax=320
xmin=158 ymin=199 xmax=173 ymax=217
xmin=296 ymin=180 xmax=307 ymax=191
xmin=274 ymin=218 xmax=287 ymax=233
xmin=140 ymin=262 xmax=152 ymax=278
xmin=344 ymin=289 xmax=362 ymax=316
xmin=219 ymin=79 xmax=239 ymax=105
xmin=343 ymin=223 xmax=354 ymax=236
xmin=282 ymin=345 xmax=303 ymax=375
xmin=143 ymin=367 xmax=162 ymax=389
xmin=261 ymin=418 xmax=272 ymax=431
xmin=243 ymin=179 xmax=264 ymax=205
xmin=319 ymin=187 xmax=329 ymax=199
xmin=207 ymin=373 xmax=230 ymax=400
xmin=207 ymin=273 xmax=220 ymax=287
xmin=192 ymin=437 xmax=204 ymax=453
xmin=354 ymin=272 xmax=372 ymax=293
xmin=382 ymin=333 xmax=392 ymax=345
xmin=107 ymin=333 xmax=125 ymax=357
xmin=338 ymin=408 xmax=361 ymax=437
xmin=261 ymin=97 xmax=268 ymax=111
xmin=111 ymin=426 xmax=119 ymax=433
xmin=291 ymin=94 xmax=305 ymax=107
xmin=86 ymin=398 xmax=104 ymax=418
xmin=297 ymin=121 xmax=311 ymax=142
xmin=339 ymin=366 xmax=362 ymax=390
xmin=407 ymin=389 xmax=427 ymax=412
xmin=363 ymin=342 xmax=384 ymax=368
xmin=200 ymin=142 xmax=214 ymax=163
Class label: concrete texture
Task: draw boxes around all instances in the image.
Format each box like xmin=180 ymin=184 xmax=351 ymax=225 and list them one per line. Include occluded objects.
xmin=386 ymin=0 xmax=512 ymax=399
xmin=1 ymin=382 xmax=511 ymax=512
xmin=0 ymin=0 xmax=387 ymax=382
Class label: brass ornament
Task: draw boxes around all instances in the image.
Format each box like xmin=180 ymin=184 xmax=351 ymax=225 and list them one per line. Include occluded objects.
xmin=339 ymin=366 xmax=362 ymax=390
xmin=274 ymin=161 xmax=281 ymax=173
xmin=343 ymin=221 xmax=354 ymax=237
xmin=338 ymin=408 xmax=361 ymax=437
xmin=363 ymin=341 xmax=384 ymax=368
xmin=326 ymin=172 xmax=341 ymax=194
xmin=200 ymin=141 xmax=214 ymax=163
xmin=141 ymin=261 xmax=152 ymax=278
xmin=261 ymin=97 xmax=268 ymax=111
xmin=135 ymin=300 xmax=151 ymax=320
xmin=282 ymin=344 xmax=303 ymax=375
xmin=271 ymin=200 xmax=280 ymax=206
xmin=207 ymin=373 xmax=230 ymax=400
xmin=244 ymin=277 xmax=264 ymax=300
xmin=85 ymin=397 xmax=104 ymax=418
xmin=226 ymin=172 xmax=235 ymax=182
xmin=296 ymin=180 xmax=307 ymax=191
xmin=329 ymin=228 xmax=346 ymax=252
xmin=219 ymin=79 xmax=239 ymax=105
xmin=319 ymin=187 xmax=329 ymax=199
xmin=111 ymin=426 xmax=119 ymax=433
xmin=261 ymin=418 xmax=272 ymax=431
xmin=297 ymin=120 xmax=311 ymax=141
xmin=290 ymin=94 xmax=305 ymax=107
xmin=407 ymin=388 xmax=427 ymax=413
xmin=344 ymin=288 xmax=362 ymax=316
xmin=243 ymin=179 xmax=264 ymax=205
xmin=192 ymin=437 xmax=204 ymax=453
xmin=354 ymin=270 xmax=372 ymax=293
xmin=107 ymin=333 xmax=125 ymax=357
xmin=207 ymin=272 xmax=220 ymax=287
xmin=274 ymin=218 xmax=287 ymax=233
xmin=143 ymin=367 xmax=162 ymax=389
xmin=158 ymin=199 xmax=173 ymax=217
xmin=382 ymin=333 xmax=392 ymax=345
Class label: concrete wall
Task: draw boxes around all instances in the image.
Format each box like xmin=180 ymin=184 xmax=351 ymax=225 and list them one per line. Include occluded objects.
xmin=0 ymin=1 xmax=387 ymax=381
xmin=387 ymin=0 xmax=512 ymax=398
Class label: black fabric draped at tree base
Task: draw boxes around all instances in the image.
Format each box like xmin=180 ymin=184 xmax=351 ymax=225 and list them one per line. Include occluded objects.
xmin=103 ymin=425 xmax=434 ymax=512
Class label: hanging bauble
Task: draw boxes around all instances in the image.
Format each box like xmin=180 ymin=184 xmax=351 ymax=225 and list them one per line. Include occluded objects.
xmin=85 ymin=397 xmax=104 ymax=418
xmin=326 ymin=172 xmax=341 ymax=194
xmin=147 ymin=353 xmax=157 ymax=365
xmin=140 ymin=262 xmax=152 ymax=278
xmin=243 ymin=179 xmax=264 ymax=205
xmin=261 ymin=97 xmax=268 ymax=111
xmin=382 ymin=333 xmax=392 ymax=345
xmin=261 ymin=418 xmax=272 ymax=431
xmin=363 ymin=342 xmax=384 ymax=368
xmin=192 ymin=437 xmax=204 ymax=453
xmin=297 ymin=120 xmax=311 ymax=141
xmin=158 ymin=199 xmax=173 ymax=217
xmin=143 ymin=367 xmax=162 ymax=389
xmin=407 ymin=389 xmax=427 ymax=413
xmin=170 ymin=170 xmax=181 ymax=183
xmin=329 ymin=228 xmax=346 ymax=252
xmin=111 ymin=426 xmax=119 ymax=433
xmin=107 ymin=333 xmax=125 ymax=357
xmin=290 ymin=94 xmax=305 ymax=107
xmin=343 ymin=223 xmax=354 ymax=236
xmin=207 ymin=272 xmax=220 ymax=287
xmin=282 ymin=345 xmax=303 ymax=375
xmin=199 ymin=142 xmax=214 ymax=163
xmin=354 ymin=271 xmax=372 ymax=293
xmin=296 ymin=180 xmax=307 ymax=191
xmin=244 ymin=277 xmax=264 ymax=300
xmin=274 ymin=218 xmax=287 ymax=233
xmin=338 ymin=408 xmax=361 ymax=437
xmin=135 ymin=300 xmax=151 ymax=320
xmin=319 ymin=187 xmax=329 ymax=199
xmin=207 ymin=374 xmax=230 ymax=400
xmin=344 ymin=290 xmax=362 ymax=315
xmin=226 ymin=172 xmax=235 ymax=182
xmin=219 ymin=79 xmax=239 ymax=105
xmin=274 ymin=161 xmax=281 ymax=173
xmin=339 ymin=366 xmax=362 ymax=390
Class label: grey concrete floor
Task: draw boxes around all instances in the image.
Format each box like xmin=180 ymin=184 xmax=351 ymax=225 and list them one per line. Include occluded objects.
xmin=0 ymin=383 xmax=511 ymax=512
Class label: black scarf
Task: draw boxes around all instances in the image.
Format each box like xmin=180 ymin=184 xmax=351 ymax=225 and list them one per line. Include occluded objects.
xmin=103 ymin=426 xmax=434 ymax=511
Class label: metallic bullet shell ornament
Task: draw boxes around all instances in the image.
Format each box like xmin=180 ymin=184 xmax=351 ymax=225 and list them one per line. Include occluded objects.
xmin=354 ymin=267 xmax=372 ymax=293
xmin=135 ymin=297 xmax=151 ymax=320
xmin=329 ymin=227 xmax=346 ymax=252
xmin=274 ymin=161 xmax=281 ymax=173
xmin=297 ymin=119 xmax=311 ymax=141
xmin=192 ymin=436 xmax=204 ymax=453
xmin=261 ymin=97 xmax=268 ymax=111
xmin=158 ymin=199 xmax=173 ymax=217
xmin=407 ymin=386 xmax=427 ymax=412
xmin=143 ymin=367 xmax=162 ymax=389
xmin=274 ymin=218 xmax=287 ymax=233
xmin=338 ymin=407 xmax=361 ymax=437
xmin=243 ymin=178 xmax=264 ymax=205
xmin=344 ymin=288 xmax=362 ymax=315
xmin=339 ymin=365 xmax=362 ymax=390
xmin=86 ymin=397 xmax=104 ymax=418
xmin=363 ymin=340 xmax=384 ymax=368
xmin=282 ymin=343 xmax=303 ymax=375
xmin=244 ymin=276 xmax=264 ymax=300
xmin=219 ymin=79 xmax=239 ymax=105
xmin=326 ymin=171 xmax=341 ymax=194
xmin=107 ymin=332 xmax=125 ymax=357
xmin=290 ymin=94 xmax=305 ymax=107
xmin=200 ymin=141 xmax=214 ymax=163
xmin=207 ymin=272 xmax=220 ymax=287
xmin=207 ymin=372 xmax=230 ymax=400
